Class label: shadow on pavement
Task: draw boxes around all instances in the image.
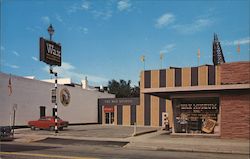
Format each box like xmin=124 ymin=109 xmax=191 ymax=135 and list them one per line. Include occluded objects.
xmin=1 ymin=144 xmax=58 ymax=152
xmin=36 ymin=137 xmax=129 ymax=147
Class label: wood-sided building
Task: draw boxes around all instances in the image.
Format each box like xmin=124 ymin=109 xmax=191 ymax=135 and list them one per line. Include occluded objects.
xmin=98 ymin=61 xmax=250 ymax=139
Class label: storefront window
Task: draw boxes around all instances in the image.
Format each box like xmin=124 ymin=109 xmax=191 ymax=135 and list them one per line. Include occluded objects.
xmin=173 ymin=97 xmax=219 ymax=134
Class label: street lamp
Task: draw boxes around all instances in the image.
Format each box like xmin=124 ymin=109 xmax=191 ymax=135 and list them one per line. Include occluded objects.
xmin=47 ymin=24 xmax=54 ymax=41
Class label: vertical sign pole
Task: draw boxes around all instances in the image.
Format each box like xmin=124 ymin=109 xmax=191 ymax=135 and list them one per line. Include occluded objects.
xmin=47 ymin=24 xmax=59 ymax=134
xmin=12 ymin=108 xmax=16 ymax=134
xmin=50 ymin=66 xmax=58 ymax=134
xmin=55 ymin=71 xmax=58 ymax=134
xmin=12 ymin=104 xmax=17 ymax=135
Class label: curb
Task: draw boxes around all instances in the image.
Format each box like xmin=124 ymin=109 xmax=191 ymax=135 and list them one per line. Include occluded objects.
xmin=124 ymin=143 xmax=250 ymax=155
xmin=132 ymin=129 xmax=158 ymax=137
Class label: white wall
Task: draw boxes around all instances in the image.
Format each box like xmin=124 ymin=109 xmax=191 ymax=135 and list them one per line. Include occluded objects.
xmin=0 ymin=73 xmax=114 ymax=126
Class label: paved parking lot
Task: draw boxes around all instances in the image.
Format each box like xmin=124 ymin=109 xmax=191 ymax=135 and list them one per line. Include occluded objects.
xmin=15 ymin=124 xmax=158 ymax=139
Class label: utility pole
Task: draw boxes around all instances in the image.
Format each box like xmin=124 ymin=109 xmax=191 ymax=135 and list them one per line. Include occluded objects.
xmin=47 ymin=24 xmax=58 ymax=134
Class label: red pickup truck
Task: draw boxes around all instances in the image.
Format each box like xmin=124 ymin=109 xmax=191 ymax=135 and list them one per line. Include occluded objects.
xmin=28 ymin=116 xmax=69 ymax=131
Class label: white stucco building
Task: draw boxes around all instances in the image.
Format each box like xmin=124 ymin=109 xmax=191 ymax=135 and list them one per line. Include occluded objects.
xmin=0 ymin=73 xmax=114 ymax=126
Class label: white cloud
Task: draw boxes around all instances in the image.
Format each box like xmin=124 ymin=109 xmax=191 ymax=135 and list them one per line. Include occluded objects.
xmin=26 ymin=26 xmax=41 ymax=32
xmin=117 ymin=0 xmax=131 ymax=11
xmin=68 ymin=0 xmax=90 ymax=13
xmin=55 ymin=14 xmax=63 ymax=23
xmin=42 ymin=61 xmax=108 ymax=84
xmin=222 ymin=37 xmax=250 ymax=46
xmin=12 ymin=51 xmax=20 ymax=56
xmin=81 ymin=1 xmax=90 ymax=10
xmin=25 ymin=27 xmax=36 ymax=32
xmin=78 ymin=27 xmax=88 ymax=34
xmin=32 ymin=56 xmax=38 ymax=61
xmin=172 ymin=18 xmax=213 ymax=34
xmin=92 ymin=10 xmax=112 ymax=20
xmin=155 ymin=13 xmax=175 ymax=28
xmin=41 ymin=16 xmax=50 ymax=24
xmin=5 ymin=63 xmax=19 ymax=69
xmin=160 ymin=44 xmax=176 ymax=54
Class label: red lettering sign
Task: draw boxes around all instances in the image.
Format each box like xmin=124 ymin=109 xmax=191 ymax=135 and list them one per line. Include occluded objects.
xmin=104 ymin=106 xmax=114 ymax=113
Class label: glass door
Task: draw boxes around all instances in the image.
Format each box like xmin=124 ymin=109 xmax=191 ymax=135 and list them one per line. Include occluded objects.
xmin=105 ymin=112 xmax=114 ymax=124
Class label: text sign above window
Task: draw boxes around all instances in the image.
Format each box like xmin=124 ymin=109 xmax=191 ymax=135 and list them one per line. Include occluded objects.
xmin=104 ymin=106 xmax=114 ymax=113
xmin=40 ymin=37 xmax=61 ymax=66
xmin=179 ymin=103 xmax=219 ymax=113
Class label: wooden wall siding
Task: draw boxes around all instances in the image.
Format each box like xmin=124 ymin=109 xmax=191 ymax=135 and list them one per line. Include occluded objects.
xmin=138 ymin=71 xmax=144 ymax=126
xmin=208 ymin=65 xmax=216 ymax=85
xmin=102 ymin=106 xmax=105 ymax=124
xmin=151 ymin=70 xmax=159 ymax=88
xmin=198 ymin=66 xmax=208 ymax=86
xmin=159 ymin=98 xmax=166 ymax=126
xmin=144 ymin=71 xmax=151 ymax=88
xmin=130 ymin=105 xmax=137 ymax=125
xmin=159 ymin=69 xmax=166 ymax=87
xmin=166 ymin=99 xmax=173 ymax=128
xmin=114 ymin=106 xmax=117 ymax=125
xmin=151 ymin=96 xmax=159 ymax=127
xmin=167 ymin=69 xmax=174 ymax=87
xmin=216 ymin=66 xmax=221 ymax=85
xmin=140 ymin=71 xmax=144 ymax=90
xmin=182 ymin=68 xmax=191 ymax=87
xmin=144 ymin=94 xmax=151 ymax=126
xmin=117 ymin=105 xmax=123 ymax=125
xmin=122 ymin=105 xmax=130 ymax=126
xmin=191 ymin=67 xmax=198 ymax=86
xmin=137 ymin=94 xmax=144 ymax=125
xmin=175 ymin=68 xmax=182 ymax=87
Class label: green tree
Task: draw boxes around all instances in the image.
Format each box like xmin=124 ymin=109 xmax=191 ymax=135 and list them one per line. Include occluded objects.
xmin=108 ymin=79 xmax=139 ymax=98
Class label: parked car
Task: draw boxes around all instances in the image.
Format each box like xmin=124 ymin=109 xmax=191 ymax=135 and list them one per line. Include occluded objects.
xmin=28 ymin=116 xmax=69 ymax=131
xmin=0 ymin=126 xmax=14 ymax=141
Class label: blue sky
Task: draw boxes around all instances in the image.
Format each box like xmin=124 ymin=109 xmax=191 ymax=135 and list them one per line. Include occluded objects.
xmin=1 ymin=0 xmax=249 ymax=86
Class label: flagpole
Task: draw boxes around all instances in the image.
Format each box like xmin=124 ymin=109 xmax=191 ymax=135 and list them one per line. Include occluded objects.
xmin=141 ymin=55 xmax=145 ymax=70
xmin=237 ymin=42 xmax=240 ymax=54
xmin=197 ymin=48 xmax=200 ymax=66
xmin=160 ymin=53 xmax=164 ymax=69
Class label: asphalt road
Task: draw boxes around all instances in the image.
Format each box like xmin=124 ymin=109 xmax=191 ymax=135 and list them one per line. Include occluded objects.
xmin=0 ymin=140 xmax=249 ymax=159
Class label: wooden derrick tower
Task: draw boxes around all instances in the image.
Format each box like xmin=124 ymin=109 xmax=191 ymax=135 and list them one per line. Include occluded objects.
xmin=213 ymin=33 xmax=225 ymax=65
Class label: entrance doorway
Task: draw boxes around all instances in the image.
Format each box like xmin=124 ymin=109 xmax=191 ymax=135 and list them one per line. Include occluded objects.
xmin=104 ymin=106 xmax=114 ymax=124
xmin=105 ymin=112 xmax=114 ymax=124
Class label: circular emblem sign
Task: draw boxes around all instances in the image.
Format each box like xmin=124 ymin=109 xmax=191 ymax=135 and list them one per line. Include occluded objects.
xmin=60 ymin=88 xmax=70 ymax=106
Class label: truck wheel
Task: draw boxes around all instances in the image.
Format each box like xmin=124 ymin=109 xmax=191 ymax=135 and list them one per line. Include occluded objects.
xmin=59 ymin=127 xmax=63 ymax=131
xmin=49 ymin=126 xmax=55 ymax=131
xmin=31 ymin=126 xmax=36 ymax=130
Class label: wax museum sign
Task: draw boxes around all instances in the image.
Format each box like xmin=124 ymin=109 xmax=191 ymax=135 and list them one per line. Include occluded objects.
xmin=40 ymin=37 xmax=61 ymax=66
xmin=179 ymin=103 xmax=219 ymax=113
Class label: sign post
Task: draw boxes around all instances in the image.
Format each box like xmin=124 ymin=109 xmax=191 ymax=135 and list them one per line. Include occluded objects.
xmin=40 ymin=24 xmax=61 ymax=134
xmin=12 ymin=104 xmax=17 ymax=135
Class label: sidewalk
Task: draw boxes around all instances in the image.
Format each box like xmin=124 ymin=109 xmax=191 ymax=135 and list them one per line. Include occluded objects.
xmin=13 ymin=126 xmax=250 ymax=155
xmin=125 ymin=131 xmax=250 ymax=155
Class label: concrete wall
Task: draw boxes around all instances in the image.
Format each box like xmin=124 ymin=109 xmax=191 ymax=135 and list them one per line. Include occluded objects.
xmin=0 ymin=73 xmax=114 ymax=126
